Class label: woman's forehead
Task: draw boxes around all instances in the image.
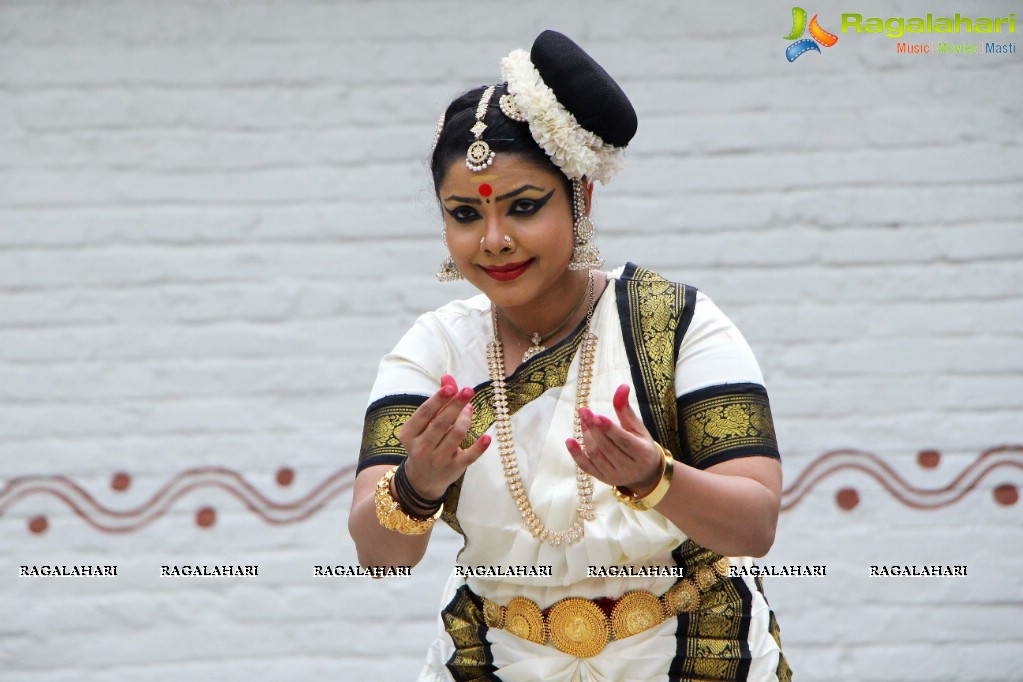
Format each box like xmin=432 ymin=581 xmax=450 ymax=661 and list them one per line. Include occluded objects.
xmin=441 ymin=155 xmax=562 ymax=193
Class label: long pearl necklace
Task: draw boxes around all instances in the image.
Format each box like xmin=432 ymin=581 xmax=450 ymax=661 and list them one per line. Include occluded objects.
xmin=498 ymin=275 xmax=593 ymax=363
xmin=486 ymin=271 xmax=598 ymax=547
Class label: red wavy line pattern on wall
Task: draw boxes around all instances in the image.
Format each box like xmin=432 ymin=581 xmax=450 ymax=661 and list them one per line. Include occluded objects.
xmin=0 ymin=466 xmax=356 ymax=534
xmin=780 ymin=445 xmax=1022 ymax=511
xmin=1 ymin=447 xmax=1019 ymax=534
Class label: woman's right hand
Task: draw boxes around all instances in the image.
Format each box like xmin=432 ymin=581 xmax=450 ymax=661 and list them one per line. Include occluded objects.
xmin=398 ymin=374 xmax=491 ymax=500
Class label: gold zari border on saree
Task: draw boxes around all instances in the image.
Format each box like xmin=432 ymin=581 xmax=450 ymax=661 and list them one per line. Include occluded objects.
xmin=680 ymin=391 xmax=778 ymax=470
xmin=616 ymin=264 xmax=690 ymax=457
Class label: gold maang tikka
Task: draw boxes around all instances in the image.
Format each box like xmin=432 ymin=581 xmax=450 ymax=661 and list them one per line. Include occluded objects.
xmin=466 ymin=86 xmax=497 ymax=171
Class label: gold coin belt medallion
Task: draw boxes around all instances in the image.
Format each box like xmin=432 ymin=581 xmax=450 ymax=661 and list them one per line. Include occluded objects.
xmin=547 ymin=598 xmax=609 ymax=658
xmin=504 ymin=597 xmax=546 ymax=645
xmin=696 ymin=564 xmax=719 ymax=591
xmin=662 ymin=578 xmax=701 ymax=613
xmin=482 ymin=599 xmax=505 ymax=629
xmin=611 ymin=591 xmax=666 ymax=640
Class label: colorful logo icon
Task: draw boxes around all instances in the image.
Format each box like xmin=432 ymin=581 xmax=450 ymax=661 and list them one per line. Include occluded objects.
xmin=784 ymin=7 xmax=839 ymax=61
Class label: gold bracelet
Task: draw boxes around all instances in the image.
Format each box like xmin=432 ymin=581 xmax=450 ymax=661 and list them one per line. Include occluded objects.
xmin=612 ymin=444 xmax=674 ymax=511
xmin=374 ymin=466 xmax=441 ymax=535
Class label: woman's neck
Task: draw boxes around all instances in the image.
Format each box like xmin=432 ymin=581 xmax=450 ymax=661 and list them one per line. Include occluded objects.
xmin=496 ymin=269 xmax=607 ymax=362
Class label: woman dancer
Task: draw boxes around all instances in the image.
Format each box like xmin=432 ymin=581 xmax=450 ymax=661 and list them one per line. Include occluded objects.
xmin=349 ymin=29 xmax=791 ymax=682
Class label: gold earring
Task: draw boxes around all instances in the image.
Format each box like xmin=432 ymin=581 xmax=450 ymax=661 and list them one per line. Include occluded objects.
xmin=568 ymin=179 xmax=603 ymax=270
xmin=437 ymin=230 xmax=463 ymax=282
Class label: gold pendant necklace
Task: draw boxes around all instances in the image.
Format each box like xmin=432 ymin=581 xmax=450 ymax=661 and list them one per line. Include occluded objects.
xmin=486 ymin=271 xmax=598 ymax=547
xmin=499 ymin=274 xmax=593 ymax=364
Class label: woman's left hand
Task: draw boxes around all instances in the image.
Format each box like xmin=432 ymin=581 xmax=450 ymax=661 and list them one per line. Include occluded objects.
xmin=566 ymin=384 xmax=663 ymax=496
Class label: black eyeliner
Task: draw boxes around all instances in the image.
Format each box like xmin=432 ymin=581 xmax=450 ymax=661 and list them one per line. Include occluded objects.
xmin=443 ymin=205 xmax=480 ymax=222
xmin=505 ymin=189 xmax=555 ymax=216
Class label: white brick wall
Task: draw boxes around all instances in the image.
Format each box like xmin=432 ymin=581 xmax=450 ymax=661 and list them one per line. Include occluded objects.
xmin=1 ymin=1 xmax=1020 ymax=680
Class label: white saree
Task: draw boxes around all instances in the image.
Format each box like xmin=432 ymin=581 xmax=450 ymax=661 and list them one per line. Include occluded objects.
xmin=358 ymin=265 xmax=788 ymax=682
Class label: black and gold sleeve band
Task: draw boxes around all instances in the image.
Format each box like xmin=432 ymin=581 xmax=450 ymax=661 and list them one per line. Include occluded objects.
xmin=357 ymin=394 xmax=427 ymax=474
xmin=677 ymin=383 xmax=780 ymax=470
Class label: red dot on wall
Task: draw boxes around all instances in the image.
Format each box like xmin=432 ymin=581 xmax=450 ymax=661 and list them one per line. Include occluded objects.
xmin=836 ymin=488 xmax=860 ymax=511
xmin=993 ymin=484 xmax=1018 ymax=506
xmin=195 ymin=507 xmax=217 ymax=528
xmin=111 ymin=472 xmax=132 ymax=491
xmin=28 ymin=516 xmax=49 ymax=534
xmin=917 ymin=450 xmax=941 ymax=468
xmin=276 ymin=467 xmax=295 ymax=487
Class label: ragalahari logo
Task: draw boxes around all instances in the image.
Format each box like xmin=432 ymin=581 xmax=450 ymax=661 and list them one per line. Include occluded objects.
xmin=784 ymin=7 xmax=839 ymax=61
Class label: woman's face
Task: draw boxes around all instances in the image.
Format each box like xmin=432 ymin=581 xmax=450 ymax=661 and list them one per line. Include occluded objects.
xmin=438 ymin=154 xmax=580 ymax=311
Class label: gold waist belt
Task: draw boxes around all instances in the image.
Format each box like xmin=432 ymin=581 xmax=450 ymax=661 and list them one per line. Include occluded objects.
xmin=481 ymin=557 xmax=729 ymax=658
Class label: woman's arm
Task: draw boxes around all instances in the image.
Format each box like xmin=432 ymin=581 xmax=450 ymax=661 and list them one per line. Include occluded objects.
xmin=648 ymin=455 xmax=780 ymax=558
xmin=348 ymin=375 xmax=490 ymax=569
xmin=348 ymin=464 xmax=433 ymax=568
xmin=567 ymin=384 xmax=781 ymax=558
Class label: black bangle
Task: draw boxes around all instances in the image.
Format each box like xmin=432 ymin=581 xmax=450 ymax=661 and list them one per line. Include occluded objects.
xmin=397 ymin=461 xmax=446 ymax=507
xmin=394 ymin=461 xmax=444 ymax=519
xmin=395 ymin=476 xmax=442 ymax=520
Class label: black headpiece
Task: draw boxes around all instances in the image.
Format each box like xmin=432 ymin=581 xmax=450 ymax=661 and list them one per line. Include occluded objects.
xmin=497 ymin=29 xmax=638 ymax=183
xmin=529 ymin=30 xmax=638 ymax=148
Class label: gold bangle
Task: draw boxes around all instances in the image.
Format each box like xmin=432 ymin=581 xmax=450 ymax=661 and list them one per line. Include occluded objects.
xmin=374 ymin=466 xmax=441 ymax=535
xmin=611 ymin=444 xmax=674 ymax=511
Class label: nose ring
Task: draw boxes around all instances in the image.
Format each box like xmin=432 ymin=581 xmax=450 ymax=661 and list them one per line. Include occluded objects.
xmin=480 ymin=235 xmax=514 ymax=252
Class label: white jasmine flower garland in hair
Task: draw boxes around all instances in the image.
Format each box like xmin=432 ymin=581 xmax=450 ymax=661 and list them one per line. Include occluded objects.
xmin=501 ymin=49 xmax=625 ymax=184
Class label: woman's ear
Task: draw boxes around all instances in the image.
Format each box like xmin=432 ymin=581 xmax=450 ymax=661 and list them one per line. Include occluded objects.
xmin=582 ymin=177 xmax=595 ymax=216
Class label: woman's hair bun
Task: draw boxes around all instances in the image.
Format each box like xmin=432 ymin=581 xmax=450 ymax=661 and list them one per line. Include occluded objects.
xmin=529 ymin=30 xmax=638 ymax=148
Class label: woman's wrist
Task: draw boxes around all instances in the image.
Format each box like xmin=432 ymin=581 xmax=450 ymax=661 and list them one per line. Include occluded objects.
xmin=394 ymin=461 xmax=446 ymax=519
xmin=374 ymin=466 xmax=441 ymax=535
xmin=631 ymin=447 xmax=667 ymax=498
xmin=612 ymin=443 xmax=675 ymax=511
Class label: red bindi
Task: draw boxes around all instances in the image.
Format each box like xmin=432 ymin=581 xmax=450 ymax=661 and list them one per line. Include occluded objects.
xmin=478 ymin=183 xmax=493 ymax=197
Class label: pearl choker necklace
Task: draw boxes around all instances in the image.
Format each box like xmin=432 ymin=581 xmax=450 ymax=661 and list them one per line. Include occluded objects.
xmin=486 ymin=271 xmax=598 ymax=547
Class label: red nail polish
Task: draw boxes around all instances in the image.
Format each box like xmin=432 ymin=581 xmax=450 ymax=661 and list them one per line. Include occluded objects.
xmin=613 ymin=384 xmax=630 ymax=411
xmin=440 ymin=386 xmax=456 ymax=398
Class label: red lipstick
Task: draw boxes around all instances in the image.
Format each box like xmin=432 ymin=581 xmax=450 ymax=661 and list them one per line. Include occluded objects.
xmin=481 ymin=259 xmax=533 ymax=282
